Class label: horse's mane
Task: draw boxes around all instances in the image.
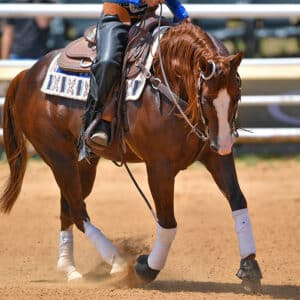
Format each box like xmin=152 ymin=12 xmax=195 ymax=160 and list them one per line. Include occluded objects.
xmin=153 ymin=23 xmax=220 ymax=123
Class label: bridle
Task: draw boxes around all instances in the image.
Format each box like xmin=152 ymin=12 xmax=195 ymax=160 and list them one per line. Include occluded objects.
xmin=154 ymin=4 xmax=241 ymax=143
xmin=121 ymin=8 xmax=241 ymax=222
xmin=200 ymin=59 xmax=216 ymax=81
xmin=197 ymin=60 xmax=241 ymax=141
xmin=197 ymin=60 xmax=216 ymax=140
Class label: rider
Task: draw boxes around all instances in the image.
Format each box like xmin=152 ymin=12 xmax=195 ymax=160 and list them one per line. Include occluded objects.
xmin=85 ymin=0 xmax=190 ymax=146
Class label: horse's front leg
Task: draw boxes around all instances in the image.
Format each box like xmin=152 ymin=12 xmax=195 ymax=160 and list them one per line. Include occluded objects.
xmin=135 ymin=161 xmax=177 ymax=283
xmin=199 ymin=146 xmax=262 ymax=292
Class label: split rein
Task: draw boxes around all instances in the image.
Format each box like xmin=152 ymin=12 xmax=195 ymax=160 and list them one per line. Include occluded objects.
xmin=154 ymin=4 xmax=240 ymax=141
xmin=154 ymin=4 xmax=210 ymax=142
xmin=118 ymin=6 xmax=218 ymax=222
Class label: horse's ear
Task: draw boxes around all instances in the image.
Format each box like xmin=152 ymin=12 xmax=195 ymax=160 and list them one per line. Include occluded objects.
xmin=229 ymin=51 xmax=243 ymax=69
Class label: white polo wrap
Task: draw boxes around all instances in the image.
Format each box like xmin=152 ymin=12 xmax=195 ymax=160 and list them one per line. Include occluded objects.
xmin=148 ymin=224 xmax=177 ymax=270
xmin=232 ymin=208 xmax=256 ymax=258
xmin=84 ymin=221 xmax=120 ymax=265
xmin=57 ymin=227 xmax=74 ymax=269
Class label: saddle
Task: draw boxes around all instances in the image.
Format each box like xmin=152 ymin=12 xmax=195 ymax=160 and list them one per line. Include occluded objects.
xmin=57 ymin=26 xmax=96 ymax=73
xmin=57 ymin=16 xmax=172 ymax=77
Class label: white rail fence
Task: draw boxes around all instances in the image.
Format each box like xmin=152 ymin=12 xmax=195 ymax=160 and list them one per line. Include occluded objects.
xmin=1 ymin=3 xmax=300 ymax=19
xmin=1 ymin=94 xmax=300 ymax=144
xmin=0 ymin=4 xmax=300 ymax=144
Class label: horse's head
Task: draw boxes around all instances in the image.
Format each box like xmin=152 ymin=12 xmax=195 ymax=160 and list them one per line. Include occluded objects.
xmin=197 ymin=52 xmax=242 ymax=155
xmin=153 ymin=23 xmax=242 ymax=155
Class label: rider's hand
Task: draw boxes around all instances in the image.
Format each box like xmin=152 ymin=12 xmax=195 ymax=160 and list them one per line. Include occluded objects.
xmin=145 ymin=0 xmax=164 ymax=7
xmin=181 ymin=17 xmax=191 ymax=24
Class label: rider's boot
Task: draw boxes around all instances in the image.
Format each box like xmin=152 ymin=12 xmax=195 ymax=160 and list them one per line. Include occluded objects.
xmin=90 ymin=15 xmax=129 ymax=146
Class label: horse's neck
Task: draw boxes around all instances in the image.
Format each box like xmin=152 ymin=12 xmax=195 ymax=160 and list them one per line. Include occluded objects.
xmin=206 ymin=33 xmax=230 ymax=56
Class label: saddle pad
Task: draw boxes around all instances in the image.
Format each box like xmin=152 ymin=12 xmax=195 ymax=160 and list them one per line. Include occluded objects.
xmin=41 ymin=26 xmax=169 ymax=102
xmin=41 ymin=54 xmax=90 ymax=101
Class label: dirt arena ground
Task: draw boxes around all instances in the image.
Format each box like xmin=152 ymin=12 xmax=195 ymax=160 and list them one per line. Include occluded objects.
xmin=0 ymin=157 xmax=299 ymax=300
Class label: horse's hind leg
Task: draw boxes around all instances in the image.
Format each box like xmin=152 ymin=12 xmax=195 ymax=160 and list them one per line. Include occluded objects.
xmin=57 ymin=157 xmax=99 ymax=280
xmin=199 ymin=146 xmax=262 ymax=292
xmin=77 ymin=158 xmax=127 ymax=274
xmin=56 ymin=195 xmax=80 ymax=280
xmin=41 ymin=149 xmax=126 ymax=280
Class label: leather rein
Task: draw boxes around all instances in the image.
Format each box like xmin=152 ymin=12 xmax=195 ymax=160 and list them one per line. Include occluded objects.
xmin=118 ymin=7 xmax=240 ymax=222
xmin=137 ymin=4 xmax=237 ymax=143
xmin=145 ymin=5 xmax=240 ymax=141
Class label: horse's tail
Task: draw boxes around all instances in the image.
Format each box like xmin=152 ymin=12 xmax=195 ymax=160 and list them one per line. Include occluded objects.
xmin=0 ymin=70 xmax=28 ymax=214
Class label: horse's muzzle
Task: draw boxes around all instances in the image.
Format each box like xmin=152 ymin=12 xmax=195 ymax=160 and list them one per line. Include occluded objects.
xmin=210 ymin=135 xmax=235 ymax=156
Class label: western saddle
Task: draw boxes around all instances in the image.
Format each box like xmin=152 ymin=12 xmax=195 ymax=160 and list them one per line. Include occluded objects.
xmin=57 ymin=16 xmax=172 ymax=79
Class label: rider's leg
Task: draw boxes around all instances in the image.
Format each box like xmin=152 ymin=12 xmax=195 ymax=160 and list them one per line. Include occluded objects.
xmin=90 ymin=14 xmax=129 ymax=146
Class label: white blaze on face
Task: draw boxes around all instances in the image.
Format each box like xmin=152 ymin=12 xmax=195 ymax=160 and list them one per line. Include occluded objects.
xmin=213 ymin=88 xmax=234 ymax=155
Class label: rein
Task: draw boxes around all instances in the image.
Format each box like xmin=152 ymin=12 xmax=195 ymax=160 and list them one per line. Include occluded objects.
xmin=116 ymin=10 xmax=218 ymax=222
xmin=156 ymin=4 xmax=208 ymax=142
xmin=123 ymin=161 xmax=158 ymax=222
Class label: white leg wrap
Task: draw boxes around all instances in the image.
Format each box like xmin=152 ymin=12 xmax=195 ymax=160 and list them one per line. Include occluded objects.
xmin=84 ymin=221 xmax=124 ymax=268
xmin=148 ymin=224 xmax=177 ymax=271
xmin=57 ymin=226 xmax=82 ymax=281
xmin=57 ymin=227 xmax=75 ymax=270
xmin=232 ymin=208 xmax=256 ymax=258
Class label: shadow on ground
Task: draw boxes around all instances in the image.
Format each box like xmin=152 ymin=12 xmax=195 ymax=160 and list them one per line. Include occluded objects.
xmin=149 ymin=280 xmax=300 ymax=300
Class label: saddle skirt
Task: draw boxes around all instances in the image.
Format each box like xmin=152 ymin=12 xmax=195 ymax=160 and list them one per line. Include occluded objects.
xmin=41 ymin=24 xmax=170 ymax=102
xmin=126 ymin=25 xmax=169 ymax=101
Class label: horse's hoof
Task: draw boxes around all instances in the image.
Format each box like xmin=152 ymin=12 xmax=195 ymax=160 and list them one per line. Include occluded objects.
xmin=241 ymin=278 xmax=262 ymax=293
xmin=67 ymin=269 xmax=82 ymax=281
xmin=135 ymin=255 xmax=160 ymax=284
xmin=110 ymin=258 xmax=128 ymax=275
xmin=236 ymin=257 xmax=263 ymax=293
xmin=58 ymin=263 xmax=82 ymax=282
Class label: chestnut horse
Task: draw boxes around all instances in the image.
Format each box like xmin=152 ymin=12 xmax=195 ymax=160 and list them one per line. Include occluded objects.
xmin=0 ymin=23 xmax=262 ymax=291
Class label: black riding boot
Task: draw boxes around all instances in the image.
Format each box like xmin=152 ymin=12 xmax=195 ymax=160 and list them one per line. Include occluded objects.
xmin=90 ymin=15 xmax=129 ymax=146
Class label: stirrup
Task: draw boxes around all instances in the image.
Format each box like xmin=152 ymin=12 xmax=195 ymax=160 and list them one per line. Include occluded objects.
xmin=91 ymin=131 xmax=109 ymax=146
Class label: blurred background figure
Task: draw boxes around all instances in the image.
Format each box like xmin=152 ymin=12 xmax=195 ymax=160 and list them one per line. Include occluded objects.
xmin=1 ymin=0 xmax=55 ymax=59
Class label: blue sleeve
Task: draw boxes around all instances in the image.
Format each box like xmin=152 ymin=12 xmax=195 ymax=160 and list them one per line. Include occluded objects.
xmin=164 ymin=0 xmax=189 ymax=22
xmin=128 ymin=0 xmax=141 ymax=4
xmin=106 ymin=0 xmax=141 ymax=4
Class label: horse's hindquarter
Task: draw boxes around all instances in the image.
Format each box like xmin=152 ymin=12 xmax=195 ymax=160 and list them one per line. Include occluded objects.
xmin=125 ymin=85 xmax=203 ymax=171
xmin=15 ymin=51 xmax=84 ymax=156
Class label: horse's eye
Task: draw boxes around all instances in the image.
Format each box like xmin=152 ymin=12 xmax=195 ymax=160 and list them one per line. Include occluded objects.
xmin=201 ymin=97 xmax=213 ymax=108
